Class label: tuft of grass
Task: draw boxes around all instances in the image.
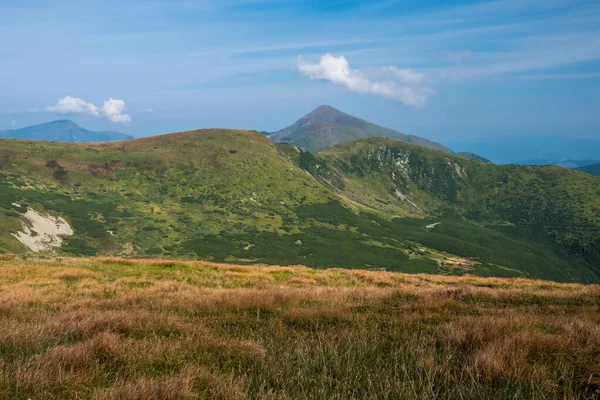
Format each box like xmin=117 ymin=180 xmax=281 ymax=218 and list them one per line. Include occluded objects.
xmin=53 ymin=268 xmax=100 ymax=280
xmin=0 ymin=256 xmax=598 ymax=399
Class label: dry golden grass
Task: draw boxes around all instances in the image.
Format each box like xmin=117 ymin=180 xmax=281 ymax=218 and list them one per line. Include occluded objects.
xmin=0 ymin=256 xmax=598 ymax=399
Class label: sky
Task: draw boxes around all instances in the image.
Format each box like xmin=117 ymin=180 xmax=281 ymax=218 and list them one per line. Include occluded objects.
xmin=1 ymin=0 xmax=599 ymax=145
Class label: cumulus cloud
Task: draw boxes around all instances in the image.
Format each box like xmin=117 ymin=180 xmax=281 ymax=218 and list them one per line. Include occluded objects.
xmin=46 ymin=96 xmax=100 ymax=116
xmin=45 ymin=96 xmax=131 ymax=123
xmin=297 ymin=54 xmax=431 ymax=107
xmin=101 ymin=98 xmax=131 ymax=123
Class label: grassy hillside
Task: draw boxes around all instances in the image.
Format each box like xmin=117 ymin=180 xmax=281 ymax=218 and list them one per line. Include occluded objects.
xmin=270 ymin=105 xmax=451 ymax=153
xmin=1 ymin=130 xmax=599 ymax=282
xmin=0 ymin=129 xmax=334 ymax=256
xmin=0 ymin=130 xmax=439 ymax=274
xmin=0 ymin=256 xmax=598 ymax=399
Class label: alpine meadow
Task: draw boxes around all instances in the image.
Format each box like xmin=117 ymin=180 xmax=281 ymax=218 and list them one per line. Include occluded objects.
xmin=1 ymin=1 xmax=600 ymax=399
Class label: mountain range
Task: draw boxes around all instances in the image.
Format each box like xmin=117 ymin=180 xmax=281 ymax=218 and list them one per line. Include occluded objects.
xmin=446 ymin=135 xmax=600 ymax=164
xmin=1 ymin=124 xmax=599 ymax=283
xmin=577 ymin=163 xmax=600 ymax=176
xmin=0 ymin=120 xmax=133 ymax=142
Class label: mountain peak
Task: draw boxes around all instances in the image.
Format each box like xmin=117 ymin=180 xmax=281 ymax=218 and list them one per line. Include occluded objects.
xmin=303 ymin=105 xmax=347 ymax=123
xmin=309 ymin=104 xmax=339 ymax=114
xmin=46 ymin=119 xmax=82 ymax=129
xmin=270 ymin=105 xmax=452 ymax=154
xmin=50 ymin=119 xmax=78 ymax=125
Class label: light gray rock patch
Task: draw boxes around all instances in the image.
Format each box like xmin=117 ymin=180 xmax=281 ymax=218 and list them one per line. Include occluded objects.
xmin=11 ymin=208 xmax=73 ymax=252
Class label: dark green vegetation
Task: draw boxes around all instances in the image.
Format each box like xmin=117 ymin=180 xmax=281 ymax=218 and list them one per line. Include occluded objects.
xmin=282 ymin=139 xmax=600 ymax=282
xmin=269 ymin=105 xmax=452 ymax=153
xmin=0 ymin=120 xmax=133 ymax=142
xmin=1 ymin=257 xmax=599 ymax=399
xmin=456 ymin=152 xmax=491 ymax=163
xmin=1 ymin=128 xmax=599 ymax=282
xmin=577 ymin=163 xmax=600 ymax=176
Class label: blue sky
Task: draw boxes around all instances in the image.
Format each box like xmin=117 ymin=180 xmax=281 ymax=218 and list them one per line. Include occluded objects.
xmin=1 ymin=0 xmax=599 ymax=144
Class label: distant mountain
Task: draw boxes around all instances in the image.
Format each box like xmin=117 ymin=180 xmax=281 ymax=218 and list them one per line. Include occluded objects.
xmin=455 ymin=152 xmax=492 ymax=163
xmin=577 ymin=163 xmax=600 ymax=176
xmin=515 ymin=159 xmax=600 ymax=168
xmin=445 ymin=135 xmax=600 ymax=164
xmin=269 ymin=105 xmax=452 ymax=153
xmin=0 ymin=120 xmax=133 ymax=142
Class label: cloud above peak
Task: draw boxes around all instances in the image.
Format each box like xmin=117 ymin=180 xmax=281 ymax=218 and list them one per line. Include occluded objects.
xmin=46 ymin=96 xmax=131 ymax=123
xmin=297 ymin=54 xmax=431 ymax=107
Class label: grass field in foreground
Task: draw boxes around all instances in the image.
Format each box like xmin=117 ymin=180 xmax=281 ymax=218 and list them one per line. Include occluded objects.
xmin=0 ymin=256 xmax=599 ymax=399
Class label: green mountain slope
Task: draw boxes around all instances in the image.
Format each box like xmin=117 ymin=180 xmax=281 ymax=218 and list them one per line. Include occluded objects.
xmin=0 ymin=120 xmax=133 ymax=142
xmin=577 ymin=163 xmax=600 ymax=176
xmin=1 ymin=130 xmax=599 ymax=283
xmin=270 ymin=105 xmax=452 ymax=153
xmin=281 ymin=139 xmax=600 ymax=281
xmin=0 ymin=129 xmax=334 ymax=255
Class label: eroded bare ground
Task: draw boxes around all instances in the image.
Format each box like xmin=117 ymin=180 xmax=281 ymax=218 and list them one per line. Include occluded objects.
xmin=0 ymin=256 xmax=599 ymax=399
xmin=10 ymin=207 xmax=73 ymax=252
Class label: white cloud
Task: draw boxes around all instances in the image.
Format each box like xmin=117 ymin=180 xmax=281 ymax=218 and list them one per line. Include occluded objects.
xmin=46 ymin=96 xmax=100 ymax=116
xmin=45 ymin=96 xmax=131 ymax=123
xmin=297 ymin=54 xmax=430 ymax=107
xmin=101 ymin=98 xmax=131 ymax=123
xmin=137 ymin=108 xmax=155 ymax=113
xmin=9 ymin=120 xmax=17 ymax=128
xmin=386 ymin=66 xmax=424 ymax=84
